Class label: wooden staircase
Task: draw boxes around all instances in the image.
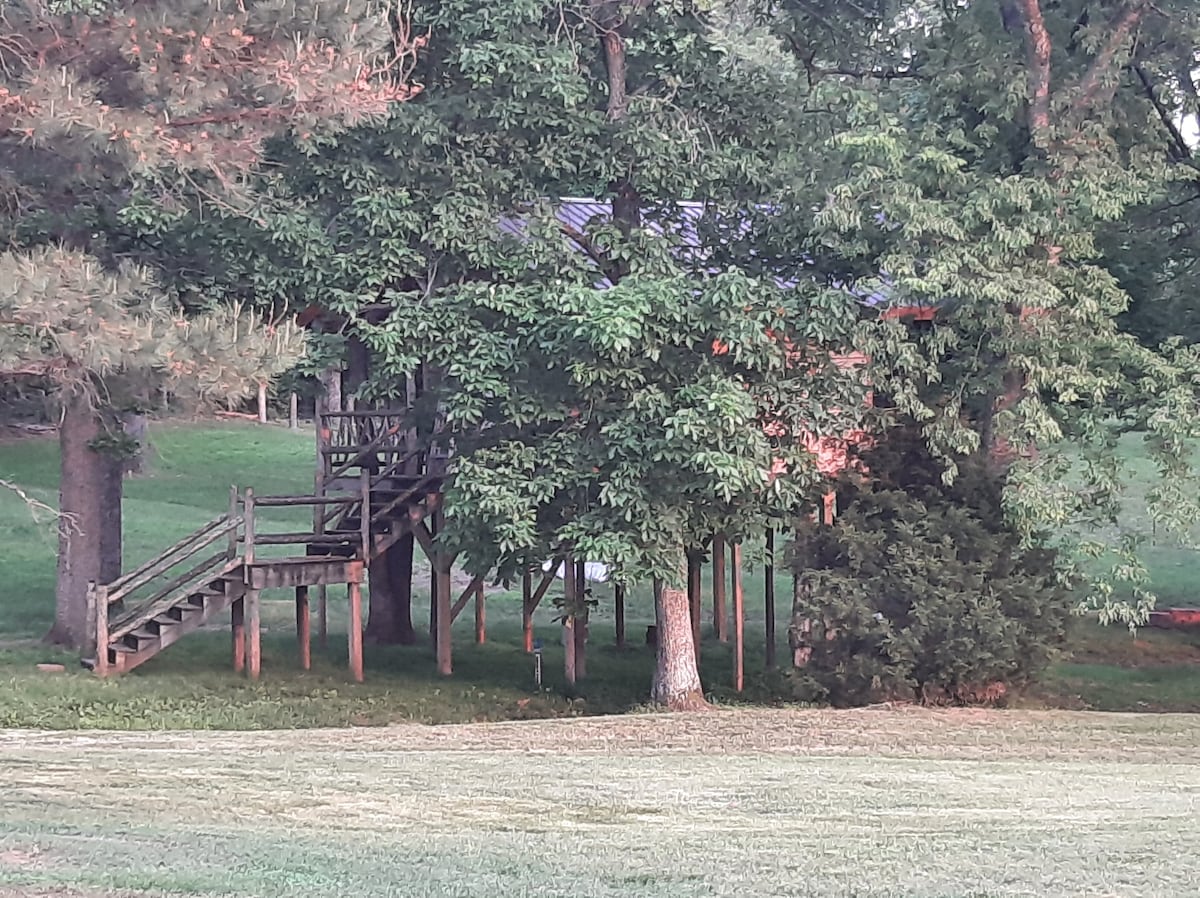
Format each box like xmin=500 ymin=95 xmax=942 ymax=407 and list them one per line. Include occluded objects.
xmin=85 ymin=411 xmax=447 ymax=679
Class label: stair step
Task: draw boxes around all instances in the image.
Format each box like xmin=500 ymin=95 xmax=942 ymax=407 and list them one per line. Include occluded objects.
xmin=129 ymin=627 xmax=161 ymax=640
xmin=110 ymin=643 xmax=141 ymax=654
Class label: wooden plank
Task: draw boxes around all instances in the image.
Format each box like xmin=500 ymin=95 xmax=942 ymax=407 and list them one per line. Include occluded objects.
xmin=107 ymin=514 xmax=233 ymax=601
xmin=474 ymin=580 xmax=485 ymax=645
xmin=732 ymin=542 xmax=744 ymax=692
xmin=246 ymin=558 xmax=363 ymax=590
xmin=253 ymin=533 xmax=359 ymax=546
xmin=522 ymin=571 xmax=533 ymax=653
xmin=574 ymin=559 xmax=587 ymax=681
xmin=713 ymin=533 xmax=728 ymax=642
xmin=296 ymin=585 xmax=311 ymax=670
xmin=615 ymin=584 xmax=626 ymax=648
xmin=765 ymin=528 xmax=777 ymax=669
xmin=246 ymin=588 xmax=261 ymax=680
xmin=449 ymin=577 xmax=483 ymax=622
xmin=348 ymin=581 xmax=364 ymax=682
xmin=227 ymin=487 xmax=239 ymax=560
xmin=232 ymin=598 xmax=245 ymax=673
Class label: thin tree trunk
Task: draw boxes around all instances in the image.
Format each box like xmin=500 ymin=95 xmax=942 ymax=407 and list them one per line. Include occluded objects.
xmin=650 ymin=572 xmax=708 ymax=711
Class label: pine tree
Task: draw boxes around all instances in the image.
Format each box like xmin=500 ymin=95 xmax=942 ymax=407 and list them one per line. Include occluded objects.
xmin=0 ymin=0 xmax=422 ymax=650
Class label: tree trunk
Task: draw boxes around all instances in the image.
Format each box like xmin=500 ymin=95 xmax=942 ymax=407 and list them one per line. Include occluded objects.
xmin=650 ymin=575 xmax=708 ymax=711
xmin=365 ymin=531 xmax=417 ymax=644
xmin=48 ymin=393 xmax=123 ymax=650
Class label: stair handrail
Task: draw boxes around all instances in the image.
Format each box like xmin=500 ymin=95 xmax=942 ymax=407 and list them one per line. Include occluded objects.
xmin=105 ymin=513 xmax=241 ymax=605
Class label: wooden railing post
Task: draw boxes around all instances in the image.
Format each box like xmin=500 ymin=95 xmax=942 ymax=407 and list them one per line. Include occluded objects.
xmin=227 ymin=486 xmax=239 ymax=560
xmin=242 ymin=488 xmax=256 ymax=565
xmin=92 ymin=581 xmax=109 ymax=677
xmin=359 ymin=467 xmax=371 ymax=561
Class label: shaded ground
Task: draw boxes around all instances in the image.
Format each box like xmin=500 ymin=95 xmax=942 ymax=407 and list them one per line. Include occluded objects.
xmin=2 ymin=710 xmax=1200 ymax=898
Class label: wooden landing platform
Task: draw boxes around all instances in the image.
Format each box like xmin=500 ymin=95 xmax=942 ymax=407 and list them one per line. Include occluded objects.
xmin=246 ymin=556 xmax=364 ymax=590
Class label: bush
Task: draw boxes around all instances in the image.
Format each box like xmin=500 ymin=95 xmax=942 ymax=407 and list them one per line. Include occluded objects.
xmin=787 ymin=434 xmax=1073 ymax=706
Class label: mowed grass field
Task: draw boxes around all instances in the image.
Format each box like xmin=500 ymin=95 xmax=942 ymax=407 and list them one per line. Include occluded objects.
xmin=2 ymin=709 xmax=1199 ymax=897
xmin=1 ymin=420 xmax=1199 ymax=728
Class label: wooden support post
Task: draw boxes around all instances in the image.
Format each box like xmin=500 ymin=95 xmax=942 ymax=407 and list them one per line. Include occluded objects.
xmin=232 ymin=597 xmax=245 ymax=673
xmin=574 ymin=559 xmax=587 ymax=681
xmin=317 ymin=585 xmax=328 ymax=650
xmin=712 ymin=533 xmax=728 ymax=642
xmin=732 ymin=542 xmax=744 ymax=692
xmin=257 ymin=382 xmax=268 ymax=424
xmin=687 ymin=550 xmax=702 ymax=664
xmin=474 ymin=579 xmax=486 ymax=645
xmin=765 ymin=528 xmax=777 ymax=669
xmin=245 ymin=588 xmax=261 ymax=680
xmin=522 ymin=570 xmax=534 ymax=653
xmin=347 ymin=581 xmax=364 ymax=682
xmin=90 ymin=582 xmax=109 ymax=677
xmin=563 ymin=555 xmax=577 ymax=687
xmin=289 ymin=392 xmax=299 ymax=431
xmin=429 ymin=508 xmax=441 ymax=648
xmin=615 ymin=583 xmax=626 ymax=648
xmin=358 ymin=467 xmax=371 ymax=562
xmin=227 ymin=486 xmax=239 ymax=560
xmin=296 ymin=585 xmax=311 ymax=670
xmin=243 ymin=488 xmax=256 ymax=565
xmin=436 ymin=565 xmax=452 ymax=676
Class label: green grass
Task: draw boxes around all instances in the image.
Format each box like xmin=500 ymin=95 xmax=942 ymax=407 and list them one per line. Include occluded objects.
xmin=2 ymin=421 xmax=1200 ymax=728
xmin=2 ymin=709 xmax=1199 ymax=897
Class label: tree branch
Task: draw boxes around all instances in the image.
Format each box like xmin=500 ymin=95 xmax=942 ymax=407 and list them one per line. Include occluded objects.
xmin=1015 ymin=0 xmax=1053 ymax=141
xmin=1132 ymin=62 xmax=1192 ymax=161
xmin=1071 ymin=1 xmax=1149 ymax=120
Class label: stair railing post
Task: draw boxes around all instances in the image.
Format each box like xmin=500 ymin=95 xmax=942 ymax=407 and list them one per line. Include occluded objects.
xmin=92 ymin=581 xmax=109 ymax=677
xmin=243 ymin=488 xmax=256 ymax=565
xmin=359 ymin=466 xmax=371 ymax=561
xmin=227 ymin=486 xmax=239 ymax=560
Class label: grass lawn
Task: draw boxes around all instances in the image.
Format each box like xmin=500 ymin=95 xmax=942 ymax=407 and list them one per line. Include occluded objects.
xmin=1 ymin=709 xmax=1199 ymax=897
xmin=1 ymin=421 xmax=1199 ymax=728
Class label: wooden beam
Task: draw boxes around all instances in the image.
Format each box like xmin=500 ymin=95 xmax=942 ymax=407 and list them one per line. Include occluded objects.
xmin=245 ymin=588 xmax=261 ymax=680
xmin=474 ymin=579 xmax=486 ymax=645
xmin=765 ymin=529 xmax=777 ymax=669
xmin=732 ymin=542 xmax=744 ymax=692
xmin=232 ymin=597 xmax=245 ymax=673
xmin=296 ymin=585 xmax=311 ymax=671
xmin=450 ymin=576 xmax=483 ymax=622
xmin=712 ymin=533 xmax=728 ymax=642
xmin=90 ymin=582 xmax=109 ymax=678
xmin=348 ymin=581 xmax=364 ymax=683
xmin=289 ymin=391 xmax=299 ymax=431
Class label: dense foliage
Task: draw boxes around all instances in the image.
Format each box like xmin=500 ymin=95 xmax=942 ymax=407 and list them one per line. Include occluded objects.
xmin=788 ymin=431 xmax=1074 ymax=707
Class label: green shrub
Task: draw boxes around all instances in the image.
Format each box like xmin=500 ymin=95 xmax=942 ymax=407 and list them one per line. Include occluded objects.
xmin=787 ymin=434 xmax=1073 ymax=706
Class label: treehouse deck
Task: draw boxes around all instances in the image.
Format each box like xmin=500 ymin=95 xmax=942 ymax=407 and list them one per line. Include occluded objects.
xmin=84 ymin=411 xmax=448 ymax=680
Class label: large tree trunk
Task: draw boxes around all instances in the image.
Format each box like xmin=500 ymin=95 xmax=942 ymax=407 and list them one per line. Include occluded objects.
xmin=48 ymin=393 xmax=123 ymax=651
xmin=366 ymin=531 xmax=417 ymax=644
xmin=650 ymin=575 xmax=708 ymax=711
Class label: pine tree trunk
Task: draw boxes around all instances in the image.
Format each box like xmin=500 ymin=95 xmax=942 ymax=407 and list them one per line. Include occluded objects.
xmin=48 ymin=393 xmax=121 ymax=650
xmin=650 ymin=574 xmax=708 ymax=711
xmin=366 ymin=531 xmax=416 ymax=644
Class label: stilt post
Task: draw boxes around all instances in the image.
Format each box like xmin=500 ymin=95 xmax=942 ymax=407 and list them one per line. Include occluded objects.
xmin=563 ymin=555 xmax=577 ymax=686
xmin=687 ymin=549 xmax=702 ymax=664
xmin=614 ymin=583 xmax=626 ymax=648
xmin=474 ymin=579 xmax=486 ymax=645
xmin=712 ymin=533 xmax=728 ymax=641
xmin=232 ymin=597 xmax=245 ymax=673
xmin=732 ymin=541 xmax=744 ymax=692
xmin=522 ymin=570 xmax=534 ymax=653
xmin=348 ymin=580 xmax=364 ymax=682
xmin=245 ymin=587 xmax=261 ymax=680
xmin=296 ymin=584 xmax=311 ymax=670
xmin=765 ymin=528 xmax=777 ymax=669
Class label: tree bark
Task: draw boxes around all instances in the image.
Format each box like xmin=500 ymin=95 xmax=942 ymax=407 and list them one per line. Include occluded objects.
xmin=48 ymin=392 xmax=122 ymax=650
xmin=365 ymin=530 xmax=417 ymax=644
xmin=650 ymin=574 xmax=709 ymax=711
